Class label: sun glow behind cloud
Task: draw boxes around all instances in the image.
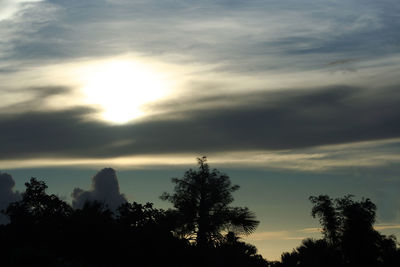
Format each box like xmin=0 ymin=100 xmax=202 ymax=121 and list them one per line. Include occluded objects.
xmin=80 ymin=60 xmax=170 ymax=124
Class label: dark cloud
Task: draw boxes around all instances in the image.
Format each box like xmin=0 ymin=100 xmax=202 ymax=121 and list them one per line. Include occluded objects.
xmin=0 ymin=173 xmax=21 ymax=224
xmin=71 ymin=168 xmax=127 ymax=211
xmin=1 ymin=85 xmax=400 ymax=159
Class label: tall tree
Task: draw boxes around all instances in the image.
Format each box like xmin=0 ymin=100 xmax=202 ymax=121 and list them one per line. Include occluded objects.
xmin=161 ymin=156 xmax=259 ymax=247
xmin=308 ymin=195 xmax=399 ymax=267
xmin=309 ymin=195 xmax=340 ymax=245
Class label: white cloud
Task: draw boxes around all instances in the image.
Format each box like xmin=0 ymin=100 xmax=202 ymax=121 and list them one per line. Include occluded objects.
xmin=0 ymin=0 xmax=43 ymax=21
xmin=71 ymin=168 xmax=127 ymax=211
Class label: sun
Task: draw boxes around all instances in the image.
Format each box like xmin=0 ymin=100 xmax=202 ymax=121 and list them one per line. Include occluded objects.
xmin=81 ymin=60 xmax=168 ymax=124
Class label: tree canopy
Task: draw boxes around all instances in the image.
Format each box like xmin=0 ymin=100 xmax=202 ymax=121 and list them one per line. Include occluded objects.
xmin=0 ymin=164 xmax=399 ymax=267
xmin=161 ymin=156 xmax=259 ymax=247
xmin=4 ymin=177 xmax=72 ymax=226
xmin=279 ymin=195 xmax=400 ymax=267
xmin=0 ymin=164 xmax=267 ymax=267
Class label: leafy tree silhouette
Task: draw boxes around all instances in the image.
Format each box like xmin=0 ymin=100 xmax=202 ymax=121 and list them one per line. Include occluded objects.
xmin=161 ymin=156 xmax=259 ymax=248
xmin=0 ymin=170 xmax=270 ymax=267
xmin=309 ymin=195 xmax=340 ymax=245
xmin=280 ymin=238 xmax=340 ymax=267
xmin=4 ymin=177 xmax=72 ymax=226
xmin=280 ymin=195 xmax=400 ymax=267
xmin=216 ymin=232 xmax=269 ymax=267
xmin=1 ymin=178 xmax=73 ymax=266
xmin=335 ymin=195 xmax=399 ymax=267
xmin=117 ymin=201 xmax=162 ymax=228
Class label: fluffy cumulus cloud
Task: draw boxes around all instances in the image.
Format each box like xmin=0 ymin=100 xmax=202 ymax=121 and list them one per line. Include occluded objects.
xmin=0 ymin=172 xmax=21 ymax=224
xmin=71 ymin=168 xmax=127 ymax=211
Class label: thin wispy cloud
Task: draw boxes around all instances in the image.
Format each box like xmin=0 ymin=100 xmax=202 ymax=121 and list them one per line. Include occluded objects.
xmin=374 ymin=224 xmax=400 ymax=231
xmin=297 ymin=227 xmax=322 ymax=234
xmin=246 ymin=227 xmax=321 ymax=241
xmin=247 ymin=231 xmax=293 ymax=241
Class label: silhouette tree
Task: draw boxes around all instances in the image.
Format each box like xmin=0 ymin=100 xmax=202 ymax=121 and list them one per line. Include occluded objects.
xmin=161 ymin=156 xmax=259 ymax=247
xmin=309 ymin=195 xmax=340 ymax=245
xmin=0 ymin=169 xmax=270 ymax=267
xmin=4 ymin=177 xmax=72 ymax=226
xmin=1 ymin=178 xmax=73 ymax=266
xmin=280 ymin=238 xmax=340 ymax=267
xmin=117 ymin=201 xmax=163 ymax=228
xmin=216 ymin=232 xmax=269 ymax=267
xmin=301 ymin=195 xmax=400 ymax=267
xmin=335 ymin=196 xmax=392 ymax=267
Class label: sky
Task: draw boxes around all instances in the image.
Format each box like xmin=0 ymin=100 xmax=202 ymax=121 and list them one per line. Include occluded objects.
xmin=1 ymin=0 xmax=400 ymax=260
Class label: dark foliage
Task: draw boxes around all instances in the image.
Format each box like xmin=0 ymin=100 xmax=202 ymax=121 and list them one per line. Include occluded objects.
xmin=0 ymin=163 xmax=266 ymax=267
xmin=279 ymin=195 xmax=400 ymax=267
xmin=1 ymin=166 xmax=399 ymax=267
xmin=161 ymin=156 xmax=259 ymax=247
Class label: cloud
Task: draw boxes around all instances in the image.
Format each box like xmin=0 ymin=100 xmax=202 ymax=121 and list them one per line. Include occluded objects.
xmin=0 ymin=0 xmax=58 ymax=60
xmin=374 ymin=224 xmax=400 ymax=231
xmin=250 ymin=225 xmax=400 ymax=242
xmin=71 ymin=168 xmax=127 ymax=211
xmin=1 ymin=85 xmax=400 ymax=161
xmin=248 ymin=231 xmax=292 ymax=241
xmin=0 ymin=172 xmax=21 ymax=224
xmin=297 ymin=227 xmax=322 ymax=234
xmin=0 ymin=86 xmax=71 ymax=114
xmin=1 ymin=1 xmax=400 ymax=170
xmin=1 ymin=0 xmax=399 ymax=74
xmin=2 ymin=139 xmax=400 ymax=170
xmin=0 ymin=0 xmax=43 ymax=21
xmin=247 ymin=230 xmax=310 ymax=241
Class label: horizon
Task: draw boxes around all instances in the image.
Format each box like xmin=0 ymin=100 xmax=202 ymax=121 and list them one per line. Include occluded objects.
xmin=2 ymin=160 xmax=400 ymax=260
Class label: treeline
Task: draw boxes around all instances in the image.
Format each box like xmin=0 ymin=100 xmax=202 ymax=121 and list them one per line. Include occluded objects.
xmin=0 ymin=157 xmax=399 ymax=267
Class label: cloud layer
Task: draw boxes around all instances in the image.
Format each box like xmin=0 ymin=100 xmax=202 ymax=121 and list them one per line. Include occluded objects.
xmin=1 ymin=85 xmax=399 ymax=160
xmin=1 ymin=0 xmax=400 ymax=172
xmin=2 ymin=0 xmax=399 ymax=72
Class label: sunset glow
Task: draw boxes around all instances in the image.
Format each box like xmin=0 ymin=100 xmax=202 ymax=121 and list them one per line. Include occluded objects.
xmin=81 ymin=60 xmax=168 ymax=123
